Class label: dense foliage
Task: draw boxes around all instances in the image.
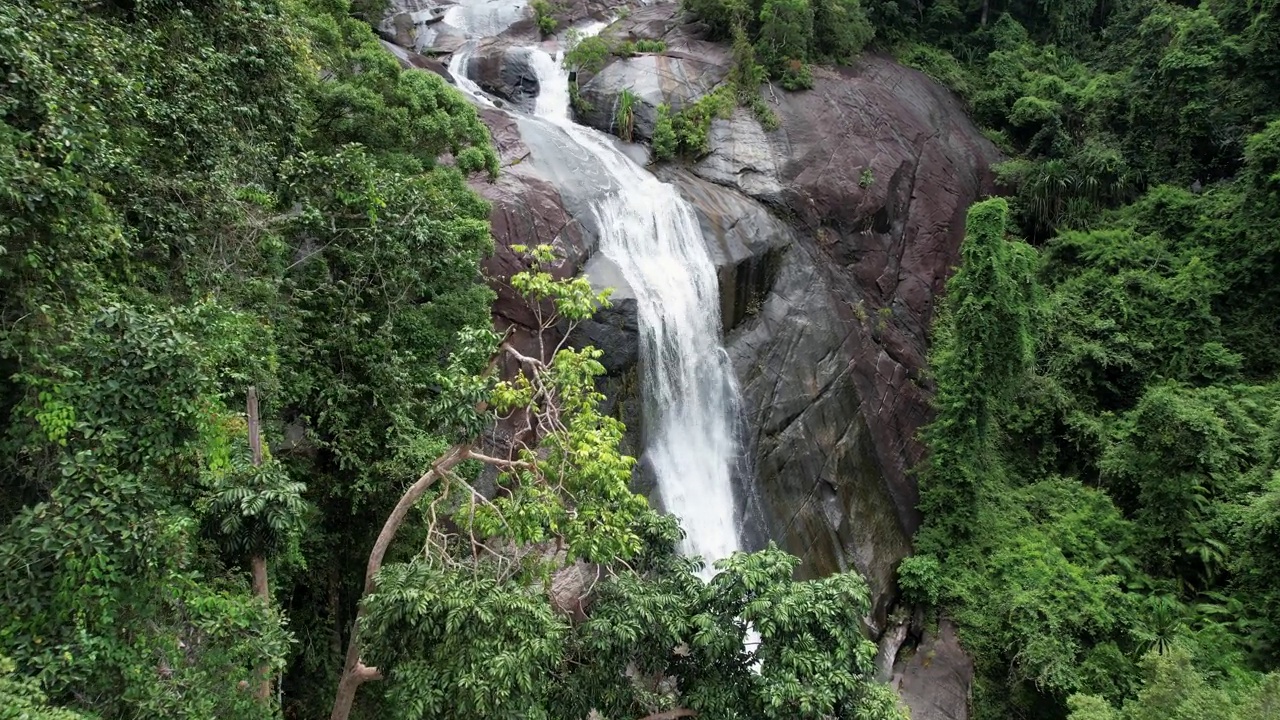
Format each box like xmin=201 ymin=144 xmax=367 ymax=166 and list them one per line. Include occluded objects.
xmin=683 ymin=0 xmax=874 ymax=86
xmin=896 ymin=0 xmax=1280 ymax=717
xmin=0 ymin=2 xmax=906 ymax=719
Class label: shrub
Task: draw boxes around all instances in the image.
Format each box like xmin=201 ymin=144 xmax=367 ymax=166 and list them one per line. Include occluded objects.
xmin=532 ymin=0 xmax=557 ymax=35
xmin=652 ymin=104 xmax=677 ymax=160
xmin=565 ymin=35 xmax=610 ymax=72
xmin=898 ymin=555 xmax=944 ymax=607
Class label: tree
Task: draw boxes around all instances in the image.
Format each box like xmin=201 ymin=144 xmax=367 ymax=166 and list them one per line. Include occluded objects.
xmin=1067 ymin=646 xmax=1280 ymax=720
xmin=328 ymin=245 xmax=645 ymax=719
xmin=0 ymin=1 xmax=500 ymax=717
xmin=558 ymin=535 xmax=906 ymax=720
xmin=199 ymin=388 xmax=308 ymax=701
xmin=812 ymin=0 xmax=874 ymax=62
xmin=918 ymin=198 xmax=1039 ymax=542
xmin=757 ymin=0 xmax=815 ymax=79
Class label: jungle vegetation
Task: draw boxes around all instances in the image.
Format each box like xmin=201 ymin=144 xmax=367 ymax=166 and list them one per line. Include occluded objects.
xmin=0 ymin=1 xmax=904 ymax=719
xmin=880 ymin=0 xmax=1280 ymax=717
xmin=4 ymin=0 xmax=1280 ymax=718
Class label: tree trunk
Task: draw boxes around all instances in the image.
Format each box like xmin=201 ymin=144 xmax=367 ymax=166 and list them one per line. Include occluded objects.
xmin=251 ymin=555 xmax=269 ymax=599
xmin=247 ymin=387 xmax=272 ymax=703
xmin=329 ymin=444 xmax=472 ymax=720
xmin=980 ymin=0 xmax=990 ymax=25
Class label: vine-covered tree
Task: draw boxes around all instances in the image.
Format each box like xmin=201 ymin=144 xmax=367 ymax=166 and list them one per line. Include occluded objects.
xmin=917 ymin=197 xmax=1039 ymax=543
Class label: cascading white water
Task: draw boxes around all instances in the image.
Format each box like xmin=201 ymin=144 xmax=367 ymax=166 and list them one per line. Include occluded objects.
xmin=521 ymin=47 xmax=746 ymax=577
xmin=445 ymin=15 xmax=747 ymax=578
xmin=447 ymin=44 xmax=494 ymax=107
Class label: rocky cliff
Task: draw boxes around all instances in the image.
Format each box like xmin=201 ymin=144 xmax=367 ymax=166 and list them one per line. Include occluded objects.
xmin=382 ymin=6 xmax=997 ymax=717
xmin=555 ymin=3 xmax=1001 ymax=627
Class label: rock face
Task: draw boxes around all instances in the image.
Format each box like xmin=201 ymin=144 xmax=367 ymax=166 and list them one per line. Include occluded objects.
xmin=704 ymin=58 xmax=1001 ymax=627
xmin=576 ymin=5 xmax=731 ymax=141
xmin=893 ymin=619 xmax=973 ymax=720
xmin=660 ymin=169 xmax=792 ymax=341
xmin=469 ymin=108 xmax=595 ymax=366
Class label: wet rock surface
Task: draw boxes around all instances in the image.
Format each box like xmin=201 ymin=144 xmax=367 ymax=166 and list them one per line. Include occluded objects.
xmin=378 ymin=39 xmax=455 ymax=80
xmin=660 ymin=168 xmax=792 ymax=333
xmin=709 ymin=54 xmax=1002 ymax=561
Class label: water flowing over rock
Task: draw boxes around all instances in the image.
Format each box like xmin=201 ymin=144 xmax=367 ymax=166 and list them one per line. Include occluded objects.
xmin=443 ymin=17 xmax=751 ymax=573
xmin=381 ymin=3 xmax=998 ymax=714
xmin=519 ymin=46 xmax=750 ymax=575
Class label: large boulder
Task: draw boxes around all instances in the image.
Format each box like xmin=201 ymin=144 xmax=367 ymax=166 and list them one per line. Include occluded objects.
xmin=465 ymin=39 xmax=543 ymax=111
xmin=575 ymin=6 xmax=731 ymax=141
xmin=892 ymin=619 xmax=973 ymax=720
xmin=376 ymin=0 xmax=450 ymax=49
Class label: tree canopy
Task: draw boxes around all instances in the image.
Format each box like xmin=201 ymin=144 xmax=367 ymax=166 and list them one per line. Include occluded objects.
xmin=893 ymin=1 xmax=1280 ymax=716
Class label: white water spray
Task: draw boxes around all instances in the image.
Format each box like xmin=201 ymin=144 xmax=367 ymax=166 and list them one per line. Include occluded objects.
xmin=521 ymin=47 xmax=746 ymax=577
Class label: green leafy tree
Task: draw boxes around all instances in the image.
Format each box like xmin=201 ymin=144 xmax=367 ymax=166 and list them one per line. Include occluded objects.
xmin=0 ymin=655 xmax=93 ymax=720
xmin=327 ymin=246 xmax=642 ymax=719
xmin=757 ymin=0 xmax=815 ymax=76
xmin=812 ymin=0 xmax=875 ymax=61
xmin=1067 ymin=646 xmax=1280 ymax=720
xmin=535 ymin=512 xmax=906 ymax=720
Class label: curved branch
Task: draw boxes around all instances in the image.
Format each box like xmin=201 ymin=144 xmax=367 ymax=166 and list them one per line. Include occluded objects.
xmin=465 ymin=448 xmax=536 ymax=469
xmin=331 ymin=444 xmax=471 ymax=720
xmin=503 ymin=342 xmax=547 ymax=369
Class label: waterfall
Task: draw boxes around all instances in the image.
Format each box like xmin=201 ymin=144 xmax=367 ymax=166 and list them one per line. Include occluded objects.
xmin=523 ymin=47 xmax=746 ymax=578
xmin=446 ymin=18 xmax=748 ymax=579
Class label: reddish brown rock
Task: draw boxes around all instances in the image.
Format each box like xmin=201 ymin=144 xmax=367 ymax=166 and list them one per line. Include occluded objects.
xmin=469 ymin=108 xmax=594 ymax=370
xmin=712 ymin=55 xmax=1001 ymax=562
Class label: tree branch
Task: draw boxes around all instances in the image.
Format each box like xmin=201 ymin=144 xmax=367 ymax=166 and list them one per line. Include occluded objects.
xmin=330 ymin=443 xmax=472 ymax=720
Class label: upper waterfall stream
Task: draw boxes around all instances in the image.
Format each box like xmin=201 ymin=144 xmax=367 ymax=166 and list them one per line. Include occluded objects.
xmin=448 ymin=22 xmax=747 ymax=578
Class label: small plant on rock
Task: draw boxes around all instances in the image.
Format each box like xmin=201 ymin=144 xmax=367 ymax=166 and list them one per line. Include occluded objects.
xmin=652 ymin=103 xmax=677 ymax=161
xmin=615 ymin=88 xmax=638 ymax=142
